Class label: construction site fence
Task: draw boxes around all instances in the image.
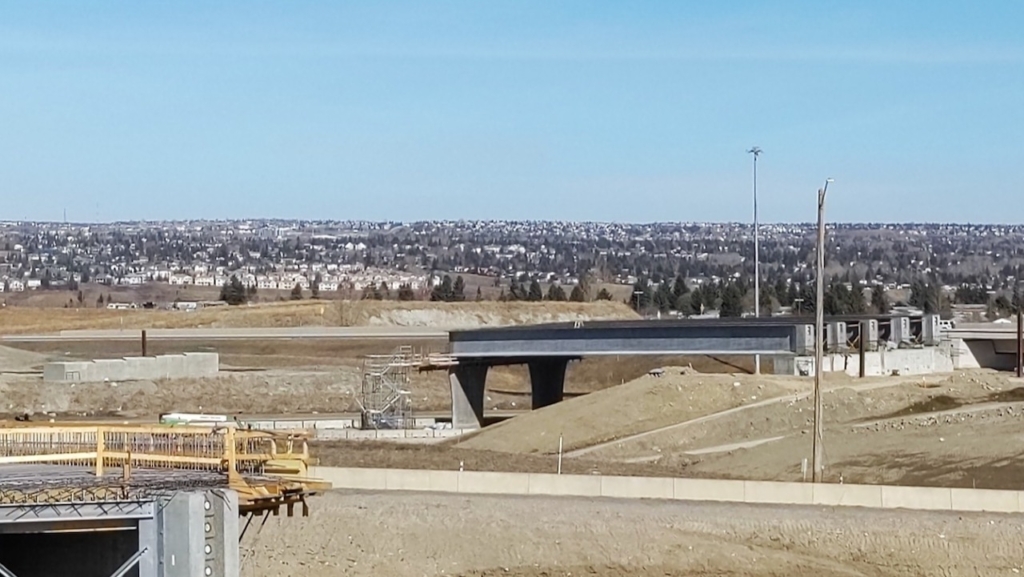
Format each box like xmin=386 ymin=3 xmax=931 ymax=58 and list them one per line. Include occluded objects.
xmin=0 ymin=425 xmax=310 ymax=478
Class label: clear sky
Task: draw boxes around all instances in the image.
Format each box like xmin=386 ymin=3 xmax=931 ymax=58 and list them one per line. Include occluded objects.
xmin=2 ymin=1 xmax=1022 ymax=223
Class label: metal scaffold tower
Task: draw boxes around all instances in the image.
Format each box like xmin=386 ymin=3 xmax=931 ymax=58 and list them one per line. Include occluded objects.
xmin=359 ymin=346 xmax=414 ymax=430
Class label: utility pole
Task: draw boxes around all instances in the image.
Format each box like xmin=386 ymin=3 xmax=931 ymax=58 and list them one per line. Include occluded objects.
xmin=812 ymin=178 xmax=833 ymax=483
xmin=748 ymin=147 xmax=763 ymax=374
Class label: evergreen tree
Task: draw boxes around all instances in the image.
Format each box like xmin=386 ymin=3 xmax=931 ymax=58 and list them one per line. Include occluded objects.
xmin=652 ymin=280 xmax=673 ymax=312
xmin=546 ymin=284 xmax=567 ymax=301
xmin=774 ymin=277 xmax=790 ymax=307
xmin=795 ymin=285 xmax=815 ymax=315
xmin=758 ymin=285 xmax=774 ymax=316
xmin=719 ymin=282 xmax=745 ymax=318
xmin=675 ymin=293 xmax=693 ymax=316
xmin=569 ymin=285 xmax=586 ymax=302
xmin=870 ymin=286 xmax=889 ymax=314
xmin=247 ymin=284 xmax=258 ymax=300
xmin=311 ymin=272 xmax=322 ymax=299
xmin=476 ymin=286 xmax=483 ymax=301
xmin=452 ymin=276 xmax=467 ymax=302
xmin=909 ymin=279 xmax=939 ymax=313
xmin=377 ymin=281 xmax=389 ymax=300
xmin=219 ymin=275 xmax=247 ymax=305
xmin=595 ymin=288 xmax=613 ymax=301
xmin=527 ymin=280 xmax=543 ymax=302
xmin=671 ymin=274 xmax=689 ymax=303
xmin=629 ymin=280 xmax=652 ymax=312
xmin=290 ymin=283 xmax=303 ymax=300
xmin=397 ymin=283 xmax=416 ymax=301
xmin=430 ymin=275 xmax=454 ymax=302
xmin=689 ymin=287 xmax=705 ymax=316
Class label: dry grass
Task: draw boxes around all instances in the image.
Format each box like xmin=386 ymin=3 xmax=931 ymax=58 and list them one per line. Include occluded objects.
xmin=0 ymin=300 xmax=637 ymax=335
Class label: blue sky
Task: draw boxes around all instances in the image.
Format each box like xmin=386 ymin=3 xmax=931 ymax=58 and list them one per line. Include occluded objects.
xmin=2 ymin=1 xmax=1022 ymax=223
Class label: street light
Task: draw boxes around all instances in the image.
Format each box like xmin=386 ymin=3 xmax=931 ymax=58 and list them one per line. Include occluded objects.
xmin=812 ymin=177 xmax=834 ymax=483
xmin=747 ymin=147 xmax=763 ymax=375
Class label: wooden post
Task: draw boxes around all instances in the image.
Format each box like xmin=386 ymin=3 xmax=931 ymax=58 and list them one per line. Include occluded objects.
xmin=1017 ymin=309 xmax=1022 ymax=379
xmin=858 ymin=322 xmax=867 ymax=379
xmin=95 ymin=427 xmax=105 ymax=477
xmin=141 ymin=330 xmax=148 ymax=357
xmin=225 ymin=426 xmax=239 ymax=483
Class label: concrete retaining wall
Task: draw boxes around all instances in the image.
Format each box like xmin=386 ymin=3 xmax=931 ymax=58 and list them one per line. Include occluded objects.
xmin=43 ymin=353 xmax=219 ymax=383
xmin=776 ymin=348 xmax=953 ymax=377
xmin=310 ymin=467 xmax=1024 ymax=514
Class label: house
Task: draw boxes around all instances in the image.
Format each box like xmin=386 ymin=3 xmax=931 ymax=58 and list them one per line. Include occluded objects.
xmin=169 ymin=274 xmax=193 ymax=286
xmin=7 ymin=280 xmax=24 ymax=292
xmin=25 ymin=279 xmax=41 ymax=290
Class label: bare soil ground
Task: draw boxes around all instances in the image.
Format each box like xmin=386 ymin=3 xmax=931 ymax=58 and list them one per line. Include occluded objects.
xmin=242 ymin=491 xmax=1024 ymax=577
xmin=0 ymin=338 xmax=757 ymax=419
xmin=0 ymin=299 xmax=637 ymax=334
xmin=309 ymin=368 xmax=1024 ymax=491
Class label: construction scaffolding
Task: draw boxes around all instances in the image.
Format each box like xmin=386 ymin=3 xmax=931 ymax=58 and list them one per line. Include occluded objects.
xmin=359 ymin=346 xmax=415 ymax=430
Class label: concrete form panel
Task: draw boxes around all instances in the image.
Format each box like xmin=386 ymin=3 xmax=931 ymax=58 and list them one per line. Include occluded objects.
xmin=949 ymin=488 xmax=1019 ymax=513
xmin=384 ymin=469 xmax=459 ymax=492
xmin=600 ymin=475 xmax=674 ymax=500
xmin=161 ymin=492 xmax=206 ymax=577
xmin=183 ymin=352 xmax=219 ymax=378
xmin=528 ymin=473 xmax=602 ymax=497
xmin=811 ymin=484 xmax=883 ymax=508
xmin=743 ymin=480 xmax=813 ymax=505
xmin=672 ymin=478 xmax=746 ymax=502
xmin=457 ymin=471 xmax=530 ymax=495
xmin=91 ymin=359 xmax=127 ymax=382
xmin=311 ymin=467 xmax=387 ymax=490
xmin=125 ymin=356 xmax=157 ymax=379
xmin=880 ymin=486 xmax=952 ymax=511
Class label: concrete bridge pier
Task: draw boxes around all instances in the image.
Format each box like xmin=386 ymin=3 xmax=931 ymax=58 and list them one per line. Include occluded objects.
xmin=449 ymin=364 xmax=488 ymax=429
xmin=528 ymin=358 xmax=568 ymax=409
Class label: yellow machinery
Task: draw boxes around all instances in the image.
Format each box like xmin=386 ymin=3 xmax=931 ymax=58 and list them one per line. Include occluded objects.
xmin=0 ymin=422 xmax=329 ymax=515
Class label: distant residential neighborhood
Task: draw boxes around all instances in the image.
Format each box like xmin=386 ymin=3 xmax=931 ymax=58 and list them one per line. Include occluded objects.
xmin=1 ymin=219 xmax=1023 ymax=320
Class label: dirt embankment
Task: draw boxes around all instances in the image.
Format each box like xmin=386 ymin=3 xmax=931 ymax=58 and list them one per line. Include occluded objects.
xmin=458 ymin=368 xmax=806 ymax=454
xmin=0 ymin=300 xmax=638 ymax=334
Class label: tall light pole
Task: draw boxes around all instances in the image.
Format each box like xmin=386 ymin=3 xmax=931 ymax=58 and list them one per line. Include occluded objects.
xmin=812 ymin=177 xmax=834 ymax=483
xmin=748 ymin=146 xmax=763 ymax=374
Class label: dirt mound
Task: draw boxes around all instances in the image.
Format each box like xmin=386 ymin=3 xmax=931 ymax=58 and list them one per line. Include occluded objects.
xmin=0 ymin=301 xmax=638 ymax=334
xmin=0 ymin=345 xmax=51 ymax=372
xmin=458 ymin=368 xmax=802 ymax=454
xmin=345 ymin=300 xmax=637 ymax=328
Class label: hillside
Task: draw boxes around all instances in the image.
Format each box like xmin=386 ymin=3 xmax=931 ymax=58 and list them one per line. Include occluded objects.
xmin=0 ymin=300 xmax=638 ymax=334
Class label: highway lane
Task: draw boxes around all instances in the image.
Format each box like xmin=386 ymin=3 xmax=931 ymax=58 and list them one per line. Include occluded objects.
xmin=1 ymin=326 xmax=450 ymax=342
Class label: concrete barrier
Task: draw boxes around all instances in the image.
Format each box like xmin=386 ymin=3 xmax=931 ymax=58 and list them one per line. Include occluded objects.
xmin=528 ymin=473 xmax=602 ymax=497
xmin=880 ymin=485 xmax=953 ymax=510
xmin=312 ymin=467 xmax=1024 ymax=514
xmin=673 ymin=477 xmax=745 ymax=502
xmin=385 ymin=469 xmax=460 ymax=492
xmin=949 ymin=488 xmax=1020 ymax=512
xmin=457 ymin=470 xmax=531 ymax=495
xmin=601 ymin=475 xmax=674 ymax=500
xmin=42 ymin=354 xmax=219 ymax=383
xmin=744 ymin=480 xmax=814 ymax=505
xmin=811 ymin=483 xmax=883 ymax=508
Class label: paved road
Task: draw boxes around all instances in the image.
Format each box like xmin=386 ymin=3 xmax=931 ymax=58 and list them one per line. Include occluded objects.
xmin=1 ymin=326 xmax=450 ymax=342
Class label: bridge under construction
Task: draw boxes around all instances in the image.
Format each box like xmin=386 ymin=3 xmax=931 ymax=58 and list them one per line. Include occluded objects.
xmin=0 ymin=423 xmax=327 ymax=577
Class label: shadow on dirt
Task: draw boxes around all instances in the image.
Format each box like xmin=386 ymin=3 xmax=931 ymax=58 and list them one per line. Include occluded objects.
xmin=859 ymin=387 xmax=1024 ymax=424
xmin=833 ymin=450 xmax=1024 ymax=490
